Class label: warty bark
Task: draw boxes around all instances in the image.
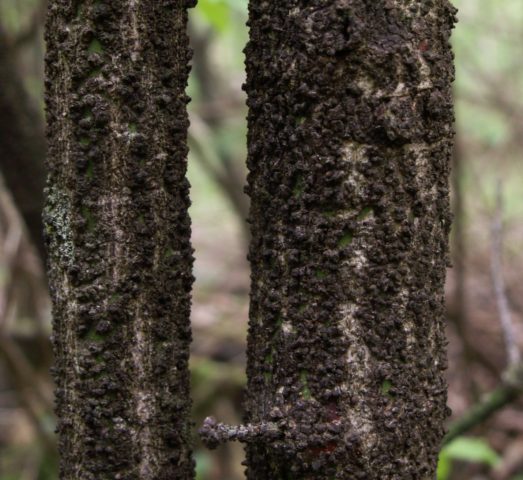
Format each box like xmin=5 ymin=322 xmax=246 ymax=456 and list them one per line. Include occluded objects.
xmin=243 ymin=1 xmax=457 ymax=478
xmin=44 ymin=0 xmax=196 ymax=478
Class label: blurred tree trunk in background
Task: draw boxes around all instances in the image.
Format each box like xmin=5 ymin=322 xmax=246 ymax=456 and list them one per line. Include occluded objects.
xmin=0 ymin=28 xmax=46 ymax=259
xmin=243 ymin=1 xmax=457 ymax=478
xmin=45 ymin=0 xmax=195 ymax=478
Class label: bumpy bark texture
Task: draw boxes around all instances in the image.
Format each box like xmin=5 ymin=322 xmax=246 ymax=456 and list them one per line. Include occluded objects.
xmin=44 ymin=1 xmax=195 ymax=478
xmin=244 ymin=1 xmax=457 ymax=479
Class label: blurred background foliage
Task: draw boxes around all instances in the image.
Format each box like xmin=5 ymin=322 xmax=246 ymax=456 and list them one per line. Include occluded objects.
xmin=0 ymin=0 xmax=523 ymax=479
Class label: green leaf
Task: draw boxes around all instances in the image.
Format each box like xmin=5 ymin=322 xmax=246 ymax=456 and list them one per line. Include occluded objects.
xmin=197 ymin=0 xmax=231 ymax=32
xmin=195 ymin=451 xmax=212 ymax=480
xmin=437 ymin=451 xmax=452 ymax=480
xmin=442 ymin=437 xmax=501 ymax=467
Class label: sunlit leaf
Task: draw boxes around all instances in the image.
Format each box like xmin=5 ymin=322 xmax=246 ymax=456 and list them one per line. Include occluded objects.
xmin=437 ymin=437 xmax=501 ymax=480
xmin=197 ymin=0 xmax=231 ymax=32
xmin=443 ymin=437 xmax=501 ymax=467
xmin=437 ymin=451 xmax=452 ymax=480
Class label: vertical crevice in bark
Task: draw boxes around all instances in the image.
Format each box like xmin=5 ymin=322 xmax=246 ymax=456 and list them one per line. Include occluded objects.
xmin=243 ymin=1 xmax=457 ymax=478
xmin=44 ymin=0 xmax=196 ymax=478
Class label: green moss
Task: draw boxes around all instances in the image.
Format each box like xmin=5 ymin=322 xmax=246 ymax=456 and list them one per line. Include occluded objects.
xmin=381 ymin=379 xmax=393 ymax=397
xmin=358 ymin=206 xmax=374 ymax=220
xmin=82 ymin=206 xmax=96 ymax=232
xmin=86 ymin=160 xmax=94 ymax=180
xmin=86 ymin=329 xmax=104 ymax=342
xmin=265 ymin=351 xmax=274 ymax=365
xmin=277 ymin=467 xmax=293 ymax=480
xmin=315 ymin=269 xmax=328 ymax=279
xmin=75 ymin=3 xmax=84 ymax=17
xmin=338 ymin=231 xmax=354 ymax=247
xmin=88 ymin=68 xmax=102 ymax=78
xmin=94 ymin=353 xmax=104 ymax=364
xmin=88 ymin=39 xmax=104 ymax=54
xmin=128 ymin=123 xmax=138 ymax=133
xmin=292 ymin=175 xmax=305 ymax=198
xmin=79 ymin=137 xmax=91 ymax=146
xmin=300 ymin=370 xmax=312 ymax=400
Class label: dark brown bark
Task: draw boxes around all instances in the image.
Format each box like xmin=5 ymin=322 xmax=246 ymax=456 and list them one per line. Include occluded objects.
xmin=44 ymin=1 xmax=195 ymax=478
xmin=243 ymin=1 xmax=457 ymax=478
xmin=0 ymin=29 xmax=47 ymax=259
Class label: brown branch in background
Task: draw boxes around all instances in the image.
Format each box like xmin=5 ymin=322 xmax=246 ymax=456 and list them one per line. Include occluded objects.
xmin=0 ymin=178 xmax=52 ymax=360
xmin=189 ymin=25 xmax=250 ymax=242
xmin=0 ymin=182 xmax=54 ymax=453
xmin=491 ymin=180 xmax=520 ymax=367
xmin=0 ymin=5 xmax=55 ymax=468
xmin=189 ymin=24 xmax=219 ymax=126
xmin=189 ymin=116 xmax=229 ymax=186
xmin=0 ymin=27 xmax=47 ymax=261
xmin=449 ymin=136 xmax=489 ymax=393
xmin=451 ymin=140 xmax=467 ymax=337
xmin=188 ymin=23 xmax=246 ymax=123
xmin=0 ymin=332 xmax=55 ymax=454
xmin=444 ymin=365 xmax=523 ymax=446
xmin=444 ymin=181 xmax=523 ymax=444
xmin=0 ymin=332 xmax=52 ymax=413
xmin=189 ymin=114 xmax=250 ymax=241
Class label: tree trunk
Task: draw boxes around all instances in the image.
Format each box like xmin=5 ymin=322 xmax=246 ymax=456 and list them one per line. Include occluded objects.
xmin=44 ymin=1 xmax=195 ymax=478
xmin=0 ymin=29 xmax=47 ymax=260
xmin=244 ymin=1 xmax=457 ymax=478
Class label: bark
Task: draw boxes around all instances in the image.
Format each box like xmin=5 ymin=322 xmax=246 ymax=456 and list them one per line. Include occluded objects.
xmin=0 ymin=29 xmax=47 ymax=259
xmin=44 ymin=1 xmax=195 ymax=479
xmin=243 ymin=1 xmax=457 ymax=479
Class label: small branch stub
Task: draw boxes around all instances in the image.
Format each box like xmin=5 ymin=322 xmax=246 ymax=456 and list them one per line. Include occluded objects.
xmin=199 ymin=410 xmax=351 ymax=472
xmin=199 ymin=417 xmax=282 ymax=450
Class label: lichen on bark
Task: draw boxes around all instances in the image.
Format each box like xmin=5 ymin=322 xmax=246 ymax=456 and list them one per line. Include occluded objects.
xmin=241 ymin=1 xmax=457 ymax=478
xmin=44 ymin=0 xmax=196 ymax=478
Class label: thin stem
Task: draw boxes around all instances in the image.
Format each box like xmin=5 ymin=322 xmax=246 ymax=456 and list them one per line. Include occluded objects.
xmin=444 ymin=365 xmax=523 ymax=445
